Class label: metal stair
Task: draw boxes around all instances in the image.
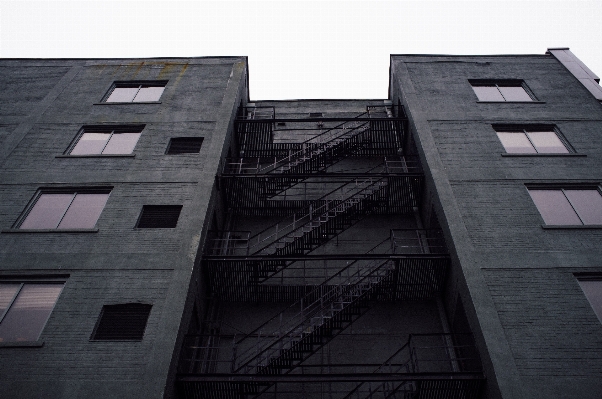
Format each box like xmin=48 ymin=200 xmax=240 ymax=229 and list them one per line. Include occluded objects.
xmin=247 ymin=177 xmax=387 ymax=280
xmin=232 ymin=258 xmax=395 ymax=376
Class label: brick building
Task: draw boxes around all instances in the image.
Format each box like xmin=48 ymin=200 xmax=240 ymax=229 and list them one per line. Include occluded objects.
xmin=0 ymin=49 xmax=600 ymax=399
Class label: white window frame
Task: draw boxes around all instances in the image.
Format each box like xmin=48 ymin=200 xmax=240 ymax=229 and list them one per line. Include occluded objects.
xmin=103 ymin=81 xmax=167 ymax=103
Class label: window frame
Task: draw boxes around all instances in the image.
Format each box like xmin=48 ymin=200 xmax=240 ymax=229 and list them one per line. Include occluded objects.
xmin=0 ymin=279 xmax=65 ymax=344
xmin=102 ymin=80 xmax=168 ymax=103
xmin=14 ymin=188 xmax=112 ymax=231
xmin=527 ymin=185 xmax=602 ymax=228
xmin=493 ymin=124 xmax=575 ymax=155
xmin=65 ymin=125 xmax=145 ymax=157
xmin=469 ymin=79 xmax=537 ymax=102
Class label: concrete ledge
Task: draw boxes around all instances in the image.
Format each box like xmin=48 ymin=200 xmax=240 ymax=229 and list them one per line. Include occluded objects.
xmin=501 ymin=153 xmax=586 ymax=157
xmin=0 ymin=341 xmax=44 ymax=348
xmin=56 ymin=154 xmax=135 ymax=158
xmin=93 ymin=102 xmax=161 ymax=105
xmin=477 ymin=101 xmax=546 ymax=104
xmin=542 ymin=225 xmax=602 ymax=229
xmin=2 ymin=229 xmax=99 ymax=233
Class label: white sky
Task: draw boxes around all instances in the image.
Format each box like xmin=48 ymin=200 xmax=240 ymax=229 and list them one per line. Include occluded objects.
xmin=1 ymin=1 xmax=601 ymax=100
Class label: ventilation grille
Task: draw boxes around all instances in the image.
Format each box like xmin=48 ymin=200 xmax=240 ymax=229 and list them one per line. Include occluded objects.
xmin=91 ymin=303 xmax=152 ymax=340
xmin=137 ymin=205 xmax=182 ymax=228
xmin=166 ymin=137 xmax=204 ymax=154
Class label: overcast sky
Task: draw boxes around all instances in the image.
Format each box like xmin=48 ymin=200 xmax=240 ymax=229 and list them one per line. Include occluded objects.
xmin=1 ymin=1 xmax=601 ymax=100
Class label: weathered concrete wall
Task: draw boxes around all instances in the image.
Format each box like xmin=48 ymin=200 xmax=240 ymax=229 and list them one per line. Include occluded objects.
xmin=0 ymin=57 xmax=247 ymax=399
xmin=391 ymin=53 xmax=602 ymax=399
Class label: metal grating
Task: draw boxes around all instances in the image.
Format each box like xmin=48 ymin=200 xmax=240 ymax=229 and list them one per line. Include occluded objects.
xmin=91 ymin=303 xmax=152 ymax=340
xmin=205 ymin=256 xmax=450 ymax=302
xmin=167 ymin=137 xmax=204 ymax=154
xmin=137 ymin=205 xmax=183 ymax=228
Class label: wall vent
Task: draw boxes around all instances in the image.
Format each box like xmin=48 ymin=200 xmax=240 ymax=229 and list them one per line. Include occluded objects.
xmin=137 ymin=205 xmax=183 ymax=228
xmin=91 ymin=303 xmax=152 ymax=340
xmin=166 ymin=137 xmax=204 ymax=154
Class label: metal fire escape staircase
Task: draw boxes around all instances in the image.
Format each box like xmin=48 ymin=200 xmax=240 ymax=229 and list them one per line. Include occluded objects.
xmin=230 ymin=255 xmax=395 ymax=398
xmin=242 ymin=176 xmax=387 ymax=281
xmin=225 ymin=117 xmax=373 ymax=204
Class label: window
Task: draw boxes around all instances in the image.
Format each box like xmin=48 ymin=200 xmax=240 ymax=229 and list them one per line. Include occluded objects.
xmin=0 ymin=282 xmax=64 ymax=342
xmin=495 ymin=126 xmax=571 ymax=154
xmin=19 ymin=190 xmax=110 ymax=230
xmin=69 ymin=126 xmax=143 ymax=155
xmin=528 ymin=188 xmax=602 ymax=225
xmin=104 ymin=81 xmax=167 ymax=103
xmin=166 ymin=137 xmax=204 ymax=154
xmin=577 ymin=278 xmax=602 ymax=324
xmin=91 ymin=303 xmax=152 ymax=340
xmin=136 ymin=205 xmax=182 ymax=228
xmin=470 ymin=80 xmax=534 ymax=102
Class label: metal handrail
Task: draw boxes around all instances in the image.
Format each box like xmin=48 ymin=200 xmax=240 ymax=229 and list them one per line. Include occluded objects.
xmin=249 ymin=176 xmax=385 ymax=255
xmin=233 ymin=259 xmax=395 ymax=373
xmin=256 ymin=119 xmax=370 ymax=175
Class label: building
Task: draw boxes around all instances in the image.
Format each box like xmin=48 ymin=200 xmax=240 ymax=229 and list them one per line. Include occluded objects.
xmin=0 ymin=49 xmax=600 ymax=399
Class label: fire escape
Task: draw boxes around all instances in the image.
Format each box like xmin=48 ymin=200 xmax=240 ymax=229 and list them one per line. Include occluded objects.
xmin=176 ymin=103 xmax=484 ymax=398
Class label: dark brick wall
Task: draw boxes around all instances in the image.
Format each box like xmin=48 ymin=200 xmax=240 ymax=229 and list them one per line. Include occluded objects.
xmin=0 ymin=58 xmax=248 ymax=399
xmin=392 ymin=53 xmax=602 ymax=399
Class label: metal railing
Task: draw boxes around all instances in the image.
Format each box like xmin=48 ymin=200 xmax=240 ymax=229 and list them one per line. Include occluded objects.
xmin=390 ymin=229 xmax=448 ymax=254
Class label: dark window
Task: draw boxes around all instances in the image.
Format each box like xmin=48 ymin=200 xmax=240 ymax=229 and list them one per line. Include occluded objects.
xmin=528 ymin=188 xmax=602 ymax=225
xmin=136 ymin=205 xmax=183 ymax=228
xmin=309 ymin=112 xmax=323 ymax=118
xmin=577 ymin=278 xmax=602 ymax=324
xmin=494 ymin=126 xmax=571 ymax=154
xmin=104 ymin=81 xmax=167 ymax=103
xmin=166 ymin=138 xmax=204 ymax=155
xmin=470 ymin=80 xmax=534 ymax=102
xmin=91 ymin=303 xmax=152 ymax=340
xmin=19 ymin=190 xmax=111 ymax=230
xmin=0 ymin=282 xmax=64 ymax=342
xmin=69 ymin=125 xmax=144 ymax=155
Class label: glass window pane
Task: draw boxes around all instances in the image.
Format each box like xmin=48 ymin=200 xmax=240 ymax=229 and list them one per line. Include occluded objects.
xmin=20 ymin=194 xmax=73 ymax=229
xmin=0 ymin=284 xmax=63 ymax=342
xmin=496 ymin=132 xmax=536 ymax=153
xmin=472 ymin=86 xmax=504 ymax=101
xmin=58 ymin=193 xmax=109 ymax=229
xmin=498 ymin=86 xmax=533 ymax=101
xmin=578 ymin=280 xmax=602 ymax=323
xmin=564 ymin=190 xmax=602 ymax=225
xmin=106 ymin=87 xmax=138 ymax=102
xmin=70 ymin=133 xmax=110 ymax=155
xmin=102 ymin=133 xmax=141 ymax=154
xmin=0 ymin=284 xmax=20 ymax=320
xmin=528 ymin=190 xmax=582 ymax=225
xmin=133 ymin=86 xmax=164 ymax=102
xmin=526 ymin=132 xmax=569 ymax=154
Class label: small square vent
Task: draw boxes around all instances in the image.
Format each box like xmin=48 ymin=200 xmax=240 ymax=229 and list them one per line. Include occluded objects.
xmin=91 ymin=303 xmax=152 ymax=340
xmin=137 ymin=205 xmax=183 ymax=228
xmin=166 ymin=137 xmax=204 ymax=154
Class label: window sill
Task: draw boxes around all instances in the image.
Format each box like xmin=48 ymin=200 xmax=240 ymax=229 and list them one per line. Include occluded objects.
xmin=89 ymin=339 xmax=143 ymax=342
xmin=56 ymin=154 xmax=135 ymax=158
xmin=0 ymin=341 xmax=44 ymax=348
xmin=94 ymin=102 xmax=161 ymax=105
xmin=542 ymin=225 xmax=602 ymax=229
xmin=2 ymin=228 xmax=99 ymax=234
xmin=501 ymin=153 xmax=586 ymax=157
xmin=477 ymin=101 xmax=545 ymax=104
